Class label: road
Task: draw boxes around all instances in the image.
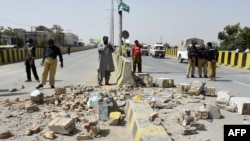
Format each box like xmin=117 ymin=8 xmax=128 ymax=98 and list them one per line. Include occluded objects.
xmin=1 ymin=48 xmax=250 ymax=97
xmin=1 ymin=49 xmax=250 ymax=141
xmin=135 ymin=55 xmax=250 ymax=97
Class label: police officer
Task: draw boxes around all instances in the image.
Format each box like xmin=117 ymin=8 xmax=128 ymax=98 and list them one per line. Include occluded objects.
xmin=205 ymin=42 xmax=218 ymax=81
xmin=24 ymin=39 xmax=39 ymax=82
xmin=36 ymin=39 xmax=63 ymax=89
xmin=197 ymin=42 xmax=208 ymax=78
xmin=186 ymin=40 xmax=198 ymax=78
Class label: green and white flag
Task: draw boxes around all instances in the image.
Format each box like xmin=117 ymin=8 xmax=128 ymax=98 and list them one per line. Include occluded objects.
xmin=118 ymin=2 xmax=130 ymax=13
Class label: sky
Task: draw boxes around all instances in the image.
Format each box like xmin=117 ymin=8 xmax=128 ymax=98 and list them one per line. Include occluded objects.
xmin=1 ymin=0 xmax=250 ymax=46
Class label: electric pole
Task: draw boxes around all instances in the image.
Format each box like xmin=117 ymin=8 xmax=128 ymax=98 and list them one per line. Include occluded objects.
xmin=118 ymin=0 xmax=123 ymax=55
xmin=110 ymin=0 xmax=114 ymax=45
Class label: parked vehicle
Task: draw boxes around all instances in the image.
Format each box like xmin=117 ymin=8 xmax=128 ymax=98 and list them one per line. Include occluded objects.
xmin=141 ymin=45 xmax=149 ymax=56
xmin=149 ymin=43 xmax=166 ymax=58
xmin=177 ymin=38 xmax=204 ymax=63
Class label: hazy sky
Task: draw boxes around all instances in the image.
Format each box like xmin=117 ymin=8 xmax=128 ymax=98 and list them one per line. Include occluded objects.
xmin=1 ymin=0 xmax=250 ymax=46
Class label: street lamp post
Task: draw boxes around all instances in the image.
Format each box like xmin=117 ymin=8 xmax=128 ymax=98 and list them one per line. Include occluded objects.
xmin=110 ymin=0 xmax=114 ymax=46
xmin=118 ymin=0 xmax=123 ymax=55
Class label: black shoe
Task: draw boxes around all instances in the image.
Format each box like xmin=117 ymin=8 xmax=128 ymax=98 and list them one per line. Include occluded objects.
xmin=191 ymin=75 xmax=195 ymax=78
xmin=105 ymin=82 xmax=110 ymax=85
xmin=204 ymin=75 xmax=208 ymax=78
xmin=25 ymin=80 xmax=32 ymax=82
xmin=36 ymin=84 xmax=43 ymax=89
xmin=199 ymin=75 xmax=202 ymax=78
xmin=51 ymin=85 xmax=55 ymax=88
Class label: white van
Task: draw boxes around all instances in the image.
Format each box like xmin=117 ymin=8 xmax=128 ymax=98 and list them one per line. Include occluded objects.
xmin=177 ymin=38 xmax=204 ymax=63
xmin=149 ymin=43 xmax=166 ymax=58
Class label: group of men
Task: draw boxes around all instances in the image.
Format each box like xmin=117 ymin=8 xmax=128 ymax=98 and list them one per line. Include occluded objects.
xmin=24 ymin=36 xmax=218 ymax=90
xmin=24 ymin=39 xmax=63 ymax=89
xmin=186 ymin=40 xmax=219 ymax=81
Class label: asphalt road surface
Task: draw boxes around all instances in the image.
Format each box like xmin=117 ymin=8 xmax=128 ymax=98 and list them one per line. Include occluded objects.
xmin=1 ymin=48 xmax=250 ymax=98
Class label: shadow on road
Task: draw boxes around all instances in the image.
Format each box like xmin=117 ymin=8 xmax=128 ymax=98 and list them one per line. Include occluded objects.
xmin=0 ymin=89 xmax=9 ymax=92
xmin=0 ymin=92 xmax=28 ymax=97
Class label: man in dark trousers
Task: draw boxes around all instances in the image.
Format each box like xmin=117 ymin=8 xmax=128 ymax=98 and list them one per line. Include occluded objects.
xmin=197 ymin=42 xmax=208 ymax=78
xmin=97 ymin=36 xmax=115 ymax=86
xmin=36 ymin=39 xmax=63 ymax=89
xmin=24 ymin=39 xmax=39 ymax=82
xmin=132 ymin=40 xmax=142 ymax=73
xmin=186 ymin=40 xmax=198 ymax=78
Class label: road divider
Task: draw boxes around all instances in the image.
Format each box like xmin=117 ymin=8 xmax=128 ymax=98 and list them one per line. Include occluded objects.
xmin=112 ymin=53 xmax=136 ymax=87
xmin=127 ymin=100 xmax=172 ymax=141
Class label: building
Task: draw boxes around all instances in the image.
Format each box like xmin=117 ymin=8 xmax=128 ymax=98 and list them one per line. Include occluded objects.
xmin=64 ymin=32 xmax=79 ymax=46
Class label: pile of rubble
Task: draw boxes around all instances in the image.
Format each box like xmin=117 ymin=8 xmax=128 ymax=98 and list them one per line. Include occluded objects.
xmin=1 ymin=73 xmax=250 ymax=141
xmin=0 ymin=84 xmax=133 ymax=140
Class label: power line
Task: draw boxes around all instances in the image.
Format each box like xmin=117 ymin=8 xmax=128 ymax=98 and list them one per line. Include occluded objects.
xmin=0 ymin=17 xmax=33 ymax=28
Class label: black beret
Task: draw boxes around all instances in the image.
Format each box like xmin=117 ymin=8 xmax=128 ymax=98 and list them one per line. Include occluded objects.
xmin=26 ymin=39 xmax=33 ymax=44
xmin=47 ymin=39 xmax=54 ymax=44
xmin=207 ymin=42 xmax=212 ymax=46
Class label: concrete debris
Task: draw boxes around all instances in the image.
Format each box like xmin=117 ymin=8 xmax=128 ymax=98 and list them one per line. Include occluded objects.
xmin=48 ymin=117 xmax=75 ymax=135
xmin=0 ymin=131 xmax=13 ymax=139
xmin=43 ymin=130 xmax=56 ymax=139
xmin=0 ymin=80 xmax=248 ymax=141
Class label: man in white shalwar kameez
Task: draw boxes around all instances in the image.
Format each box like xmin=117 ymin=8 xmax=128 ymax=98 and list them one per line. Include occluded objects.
xmin=97 ymin=36 xmax=115 ymax=86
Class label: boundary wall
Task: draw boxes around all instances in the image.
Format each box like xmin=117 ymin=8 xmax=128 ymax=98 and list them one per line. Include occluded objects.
xmin=0 ymin=46 xmax=93 ymax=65
xmin=165 ymin=48 xmax=250 ymax=70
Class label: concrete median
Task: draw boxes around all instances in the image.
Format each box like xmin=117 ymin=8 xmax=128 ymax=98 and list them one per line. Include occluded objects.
xmin=112 ymin=53 xmax=136 ymax=87
xmin=127 ymin=100 xmax=172 ymax=141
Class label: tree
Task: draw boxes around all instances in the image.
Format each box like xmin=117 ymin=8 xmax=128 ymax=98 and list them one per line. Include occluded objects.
xmin=239 ymin=27 xmax=250 ymax=49
xmin=217 ymin=23 xmax=250 ymax=51
xmin=0 ymin=26 xmax=4 ymax=45
xmin=36 ymin=25 xmax=51 ymax=32
xmin=3 ymin=27 xmax=15 ymax=36
xmin=163 ymin=43 xmax=170 ymax=48
xmin=51 ymin=24 xmax=64 ymax=44
xmin=16 ymin=36 xmax=24 ymax=48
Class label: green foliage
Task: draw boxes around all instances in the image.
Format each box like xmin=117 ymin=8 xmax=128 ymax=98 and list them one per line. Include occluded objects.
xmin=16 ymin=36 xmax=24 ymax=48
xmin=51 ymin=24 xmax=64 ymax=45
xmin=36 ymin=39 xmax=47 ymax=48
xmin=218 ymin=23 xmax=250 ymax=51
xmin=163 ymin=43 xmax=169 ymax=48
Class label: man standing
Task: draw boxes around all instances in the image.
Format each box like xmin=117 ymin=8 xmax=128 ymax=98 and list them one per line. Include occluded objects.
xmin=24 ymin=39 xmax=39 ymax=82
xmin=97 ymin=36 xmax=115 ymax=86
xmin=121 ymin=40 xmax=127 ymax=57
xmin=197 ymin=43 xmax=208 ymax=78
xmin=36 ymin=39 xmax=63 ymax=89
xmin=67 ymin=46 xmax=71 ymax=55
xmin=132 ymin=40 xmax=142 ymax=73
xmin=206 ymin=42 xmax=218 ymax=81
xmin=186 ymin=40 xmax=198 ymax=78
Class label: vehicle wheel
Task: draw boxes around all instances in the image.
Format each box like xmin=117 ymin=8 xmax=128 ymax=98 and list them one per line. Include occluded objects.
xmin=178 ymin=55 xmax=183 ymax=63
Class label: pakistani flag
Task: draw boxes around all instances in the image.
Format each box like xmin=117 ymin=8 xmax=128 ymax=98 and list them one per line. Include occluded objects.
xmin=118 ymin=2 xmax=130 ymax=13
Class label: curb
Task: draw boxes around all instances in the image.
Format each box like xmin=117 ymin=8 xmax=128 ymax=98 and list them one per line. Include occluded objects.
xmin=127 ymin=100 xmax=172 ymax=141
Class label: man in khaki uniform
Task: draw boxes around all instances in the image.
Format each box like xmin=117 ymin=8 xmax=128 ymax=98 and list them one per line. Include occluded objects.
xmin=197 ymin=43 xmax=208 ymax=78
xmin=36 ymin=39 xmax=63 ymax=89
xmin=186 ymin=40 xmax=198 ymax=78
xmin=205 ymin=42 xmax=218 ymax=81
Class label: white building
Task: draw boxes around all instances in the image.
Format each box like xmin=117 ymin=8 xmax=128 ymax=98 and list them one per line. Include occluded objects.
xmin=64 ymin=32 xmax=79 ymax=46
